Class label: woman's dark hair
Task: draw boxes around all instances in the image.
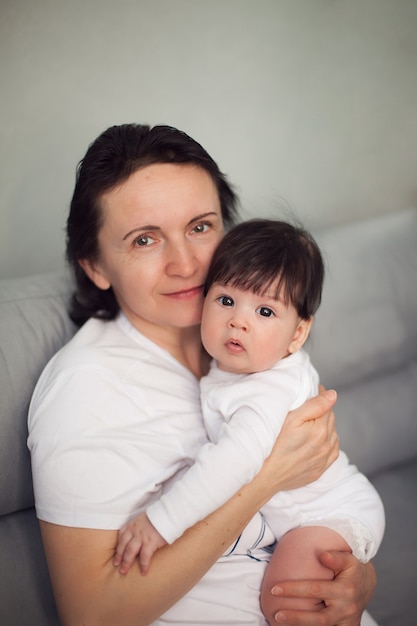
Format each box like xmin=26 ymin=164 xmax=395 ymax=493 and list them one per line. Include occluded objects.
xmin=66 ymin=123 xmax=238 ymax=326
xmin=204 ymin=219 xmax=324 ymax=320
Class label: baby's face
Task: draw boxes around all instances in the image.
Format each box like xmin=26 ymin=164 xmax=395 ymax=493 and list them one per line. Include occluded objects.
xmin=200 ymin=281 xmax=311 ymax=374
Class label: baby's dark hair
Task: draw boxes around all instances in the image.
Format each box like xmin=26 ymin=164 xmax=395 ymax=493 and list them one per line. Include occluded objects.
xmin=204 ymin=218 xmax=324 ymax=320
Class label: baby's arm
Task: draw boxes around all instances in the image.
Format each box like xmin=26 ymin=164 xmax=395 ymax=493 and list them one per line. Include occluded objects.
xmin=113 ymin=512 xmax=166 ymax=575
xmin=146 ymin=403 xmax=278 ymax=544
xmin=146 ymin=372 xmax=301 ymax=544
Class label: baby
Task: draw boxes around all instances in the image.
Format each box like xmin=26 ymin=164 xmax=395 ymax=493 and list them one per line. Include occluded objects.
xmin=113 ymin=218 xmax=385 ymax=620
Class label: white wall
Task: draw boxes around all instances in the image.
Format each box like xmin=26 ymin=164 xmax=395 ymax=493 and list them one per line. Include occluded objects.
xmin=1 ymin=0 xmax=416 ymax=278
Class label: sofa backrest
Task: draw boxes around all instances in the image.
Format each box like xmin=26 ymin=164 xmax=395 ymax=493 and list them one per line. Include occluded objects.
xmin=308 ymin=208 xmax=417 ymax=475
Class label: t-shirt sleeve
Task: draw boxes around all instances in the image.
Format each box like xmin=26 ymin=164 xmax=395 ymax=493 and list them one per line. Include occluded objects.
xmin=28 ymin=365 xmax=164 ymax=529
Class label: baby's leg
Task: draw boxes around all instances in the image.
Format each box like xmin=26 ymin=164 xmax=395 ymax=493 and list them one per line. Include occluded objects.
xmin=260 ymin=526 xmax=351 ymax=624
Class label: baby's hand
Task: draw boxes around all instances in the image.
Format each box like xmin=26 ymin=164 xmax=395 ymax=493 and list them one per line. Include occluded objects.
xmin=113 ymin=512 xmax=167 ymax=575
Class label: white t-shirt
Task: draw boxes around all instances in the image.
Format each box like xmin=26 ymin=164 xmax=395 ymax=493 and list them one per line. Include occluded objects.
xmin=27 ymin=313 xmax=275 ymax=625
xmin=147 ymin=350 xmax=385 ymax=562
xmin=28 ymin=313 xmax=209 ymax=529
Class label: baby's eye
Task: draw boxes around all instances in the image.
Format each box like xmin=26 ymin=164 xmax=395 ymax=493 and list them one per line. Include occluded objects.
xmin=217 ymin=295 xmax=234 ymax=307
xmin=134 ymin=234 xmax=155 ymax=247
xmin=256 ymin=306 xmax=275 ymax=318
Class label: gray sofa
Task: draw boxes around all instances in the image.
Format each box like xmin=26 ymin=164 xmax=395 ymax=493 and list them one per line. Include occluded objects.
xmin=1 ymin=208 xmax=416 ymax=626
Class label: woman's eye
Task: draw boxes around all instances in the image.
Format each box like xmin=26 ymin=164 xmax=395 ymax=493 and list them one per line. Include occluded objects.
xmin=217 ymin=295 xmax=234 ymax=307
xmin=192 ymin=222 xmax=210 ymax=234
xmin=134 ymin=234 xmax=155 ymax=247
xmin=257 ymin=306 xmax=275 ymax=318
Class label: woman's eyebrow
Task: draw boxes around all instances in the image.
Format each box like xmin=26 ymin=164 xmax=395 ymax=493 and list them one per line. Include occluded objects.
xmin=123 ymin=225 xmax=160 ymax=240
xmin=187 ymin=211 xmax=220 ymax=225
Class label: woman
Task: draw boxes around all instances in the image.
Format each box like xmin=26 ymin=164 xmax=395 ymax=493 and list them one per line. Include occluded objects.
xmin=28 ymin=124 xmax=376 ymax=626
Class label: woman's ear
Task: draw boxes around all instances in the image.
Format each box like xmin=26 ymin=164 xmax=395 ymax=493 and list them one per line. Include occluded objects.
xmin=78 ymin=258 xmax=111 ymax=291
xmin=288 ymin=317 xmax=313 ymax=354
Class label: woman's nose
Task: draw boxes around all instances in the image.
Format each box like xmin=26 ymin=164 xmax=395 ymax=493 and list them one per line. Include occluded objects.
xmin=166 ymin=242 xmax=198 ymax=277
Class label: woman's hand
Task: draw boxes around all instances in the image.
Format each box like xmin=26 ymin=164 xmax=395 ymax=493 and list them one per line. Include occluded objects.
xmin=264 ymin=387 xmax=339 ymax=495
xmin=268 ymin=551 xmax=376 ymax=625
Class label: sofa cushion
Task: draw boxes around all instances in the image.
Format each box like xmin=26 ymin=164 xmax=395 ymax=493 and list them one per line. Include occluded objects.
xmin=368 ymin=458 xmax=417 ymax=626
xmin=310 ymin=208 xmax=417 ymax=389
xmin=308 ymin=208 xmax=417 ymax=475
xmin=0 ymin=509 xmax=60 ymax=625
xmin=0 ymin=272 xmax=76 ymax=516
xmin=334 ymin=360 xmax=417 ymax=475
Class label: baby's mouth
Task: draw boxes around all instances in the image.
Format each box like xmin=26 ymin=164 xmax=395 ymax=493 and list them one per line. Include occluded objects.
xmin=225 ymin=339 xmax=244 ymax=353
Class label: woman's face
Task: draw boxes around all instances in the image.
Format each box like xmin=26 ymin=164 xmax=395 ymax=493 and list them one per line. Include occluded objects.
xmin=82 ymin=163 xmax=224 ymax=340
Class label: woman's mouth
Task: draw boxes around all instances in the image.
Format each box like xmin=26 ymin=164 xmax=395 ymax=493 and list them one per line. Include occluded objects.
xmin=164 ymin=285 xmax=204 ymax=301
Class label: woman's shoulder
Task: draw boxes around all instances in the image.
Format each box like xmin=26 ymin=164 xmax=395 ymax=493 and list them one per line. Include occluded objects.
xmin=28 ymin=317 xmax=139 ymax=411
xmin=43 ymin=315 xmax=168 ymax=376
xmin=31 ymin=314 xmax=200 ymax=417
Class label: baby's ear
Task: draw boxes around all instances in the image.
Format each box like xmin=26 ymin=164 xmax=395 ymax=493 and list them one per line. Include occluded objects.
xmin=78 ymin=258 xmax=111 ymax=290
xmin=288 ymin=317 xmax=313 ymax=354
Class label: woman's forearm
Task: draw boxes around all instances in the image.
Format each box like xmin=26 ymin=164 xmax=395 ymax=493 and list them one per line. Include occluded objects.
xmin=40 ymin=477 xmax=277 ymax=626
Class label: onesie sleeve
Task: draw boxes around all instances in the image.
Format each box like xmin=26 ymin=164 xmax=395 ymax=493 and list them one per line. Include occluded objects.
xmin=147 ymin=369 xmax=301 ymax=544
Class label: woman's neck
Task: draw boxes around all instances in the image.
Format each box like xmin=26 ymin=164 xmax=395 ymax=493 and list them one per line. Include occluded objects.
xmin=128 ymin=317 xmax=209 ymax=379
xmin=169 ymin=326 xmax=211 ymax=379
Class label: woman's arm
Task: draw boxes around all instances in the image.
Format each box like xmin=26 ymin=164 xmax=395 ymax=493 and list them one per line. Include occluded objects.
xmin=40 ymin=389 xmax=339 ymax=626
